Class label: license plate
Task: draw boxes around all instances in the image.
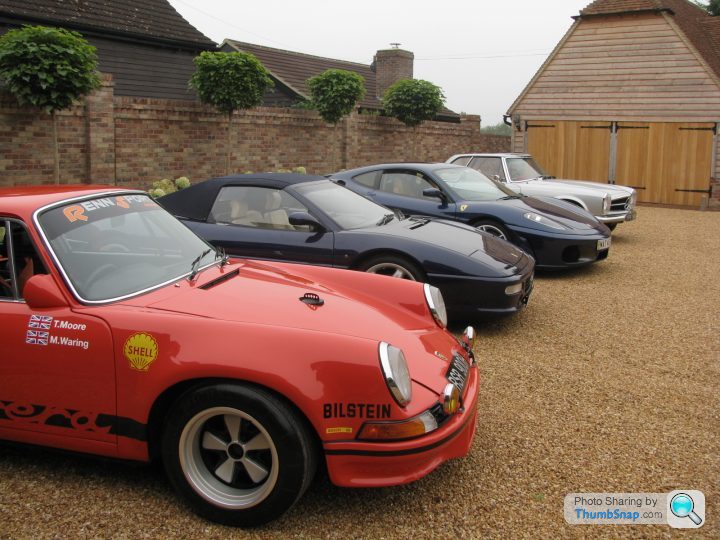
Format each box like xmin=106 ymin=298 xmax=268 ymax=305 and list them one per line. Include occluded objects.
xmin=597 ymin=238 xmax=611 ymax=250
xmin=446 ymin=353 xmax=470 ymax=393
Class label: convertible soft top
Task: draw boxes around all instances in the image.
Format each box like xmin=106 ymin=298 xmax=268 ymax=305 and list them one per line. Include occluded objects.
xmin=158 ymin=173 xmax=325 ymax=221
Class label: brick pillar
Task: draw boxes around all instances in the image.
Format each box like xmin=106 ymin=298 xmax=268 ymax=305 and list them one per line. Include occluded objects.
xmin=85 ymin=73 xmax=115 ymax=183
xmin=342 ymin=112 xmax=359 ymax=170
xmin=373 ymin=48 xmax=414 ymax=99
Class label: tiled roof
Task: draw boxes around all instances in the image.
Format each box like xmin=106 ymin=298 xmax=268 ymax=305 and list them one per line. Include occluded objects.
xmin=0 ymin=0 xmax=215 ymax=48
xmin=224 ymin=39 xmax=459 ymax=118
xmin=224 ymin=40 xmax=381 ymax=109
xmin=580 ymin=0 xmax=665 ymax=15
xmin=579 ymin=0 xmax=720 ymax=79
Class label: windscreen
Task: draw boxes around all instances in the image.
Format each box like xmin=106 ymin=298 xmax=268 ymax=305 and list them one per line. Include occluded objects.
xmin=38 ymin=194 xmax=216 ymax=302
xmin=434 ymin=167 xmax=518 ymax=201
xmin=506 ymin=157 xmax=548 ymax=181
xmin=293 ymin=181 xmax=390 ymax=230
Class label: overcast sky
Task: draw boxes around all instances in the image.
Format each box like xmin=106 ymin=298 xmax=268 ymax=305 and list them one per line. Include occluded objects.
xmin=167 ymin=0 xmax=592 ymax=125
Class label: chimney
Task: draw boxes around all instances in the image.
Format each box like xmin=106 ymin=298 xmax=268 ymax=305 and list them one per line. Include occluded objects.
xmin=373 ymin=47 xmax=414 ymax=99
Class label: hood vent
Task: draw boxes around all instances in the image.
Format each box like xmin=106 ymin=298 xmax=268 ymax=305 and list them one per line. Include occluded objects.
xmin=299 ymin=292 xmax=324 ymax=307
xmin=199 ymin=269 xmax=240 ymax=290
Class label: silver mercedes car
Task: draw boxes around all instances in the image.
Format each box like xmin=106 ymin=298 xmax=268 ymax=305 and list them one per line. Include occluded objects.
xmin=447 ymin=153 xmax=636 ymax=230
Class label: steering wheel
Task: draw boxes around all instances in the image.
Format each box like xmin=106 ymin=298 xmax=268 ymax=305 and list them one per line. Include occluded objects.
xmin=84 ymin=263 xmax=117 ymax=289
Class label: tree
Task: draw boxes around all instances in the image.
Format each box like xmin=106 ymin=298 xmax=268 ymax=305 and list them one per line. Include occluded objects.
xmin=0 ymin=25 xmax=101 ymax=184
xmin=480 ymin=122 xmax=512 ymax=136
xmin=694 ymin=0 xmax=720 ymax=15
xmin=307 ymin=69 xmax=365 ymax=124
xmin=190 ymin=51 xmax=273 ymax=174
xmin=382 ymin=79 xmax=445 ymax=128
xmin=307 ymin=69 xmax=365 ymax=169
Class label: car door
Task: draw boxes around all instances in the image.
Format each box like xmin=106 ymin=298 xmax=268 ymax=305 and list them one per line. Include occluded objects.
xmin=192 ymin=185 xmax=335 ymax=266
xmin=0 ymin=219 xmax=117 ymax=445
xmin=372 ymin=169 xmax=455 ymax=218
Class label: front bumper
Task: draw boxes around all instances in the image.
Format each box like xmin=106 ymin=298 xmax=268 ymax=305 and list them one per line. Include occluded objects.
xmin=510 ymin=226 xmax=611 ymax=269
xmin=323 ymin=357 xmax=479 ymax=487
xmin=596 ymin=208 xmax=636 ymax=224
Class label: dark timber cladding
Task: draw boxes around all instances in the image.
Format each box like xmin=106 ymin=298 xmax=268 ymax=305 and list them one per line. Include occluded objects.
xmin=507 ymin=0 xmax=720 ymax=207
xmin=0 ymin=0 xmax=216 ymax=100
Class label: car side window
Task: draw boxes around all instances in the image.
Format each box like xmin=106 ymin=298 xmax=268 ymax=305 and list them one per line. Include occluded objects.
xmin=451 ymin=156 xmax=471 ymax=167
xmin=0 ymin=220 xmax=47 ymax=300
xmin=210 ymin=186 xmax=310 ymax=231
xmin=468 ymin=157 xmax=506 ymax=181
xmin=378 ymin=171 xmax=435 ymax=199
xmin=352 ymin=171 xmax=380 ymax=188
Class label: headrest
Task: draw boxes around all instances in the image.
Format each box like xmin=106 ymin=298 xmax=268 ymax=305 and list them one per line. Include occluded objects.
xmin=266 ymin=191 xmax=282 ymax=211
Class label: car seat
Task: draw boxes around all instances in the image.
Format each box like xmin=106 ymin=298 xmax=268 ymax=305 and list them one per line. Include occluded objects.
xmin=262 ymin=191 xmax=292 ymax=229
xmin=230 ymin=199 xmax=262 ymax=226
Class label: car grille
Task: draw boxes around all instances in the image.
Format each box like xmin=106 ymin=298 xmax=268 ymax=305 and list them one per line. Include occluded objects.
xmin=611 ymin=196 xmax=631 ymax=211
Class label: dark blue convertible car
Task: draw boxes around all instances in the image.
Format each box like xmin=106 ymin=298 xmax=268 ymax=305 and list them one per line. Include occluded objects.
xmin=158 ymin=173 xmax=535 ymax=320
xmin=331 ymin=164 xmax=612 ymax=269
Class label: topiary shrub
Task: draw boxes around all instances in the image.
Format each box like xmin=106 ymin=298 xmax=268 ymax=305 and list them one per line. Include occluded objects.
xmin=383 ymin=79 xmax=445 ymax=128
xmin=0 ymin=25 xmax=101 ymax=183
xmin=148 ymin=177 xmax=191 ymax=198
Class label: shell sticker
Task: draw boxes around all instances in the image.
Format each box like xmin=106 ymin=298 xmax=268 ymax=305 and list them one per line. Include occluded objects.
xmin=460 ymin=204 xmax=468 ymax=212
xmin=124 ymin=332 xmax=158 ymax=372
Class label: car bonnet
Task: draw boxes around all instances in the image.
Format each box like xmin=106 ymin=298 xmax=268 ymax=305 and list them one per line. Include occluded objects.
xmin=548 ymin=179 xmax=634 ymax=198
xmin=372 ymin=217 xmax=527 ymax=269
xmin=498 ymin=196 xmax=604 ymax=231
xmin=141 ymin=260 xmax=436 ymax=338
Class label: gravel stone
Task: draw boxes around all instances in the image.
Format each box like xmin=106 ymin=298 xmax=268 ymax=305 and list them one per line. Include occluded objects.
xmin=1 ymin=206 xmax=718 ymax=539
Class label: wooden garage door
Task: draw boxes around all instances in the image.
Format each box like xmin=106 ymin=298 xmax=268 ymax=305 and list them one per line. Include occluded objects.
xmin=526 ymin=121 xmax=611 ymax=182
xmin=616 ymin=122 xmax=714 ymax=206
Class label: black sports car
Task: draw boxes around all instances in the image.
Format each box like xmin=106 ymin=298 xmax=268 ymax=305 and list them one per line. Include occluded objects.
xmin=330 ymin=164 xmax=612 ymax=269
xmin=159 ymin=173 xmax=535 ymax=320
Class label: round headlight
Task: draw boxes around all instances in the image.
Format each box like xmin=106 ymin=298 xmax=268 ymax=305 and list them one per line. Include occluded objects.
xmin=424 ymin=283 xmax=448 ymax=328
xmin=379 ymin=342 xmax=412 ymax=407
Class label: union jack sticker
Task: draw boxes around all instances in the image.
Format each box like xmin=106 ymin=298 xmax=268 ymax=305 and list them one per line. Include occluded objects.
xmin=26 ymin=330 xmax=49 ymax=346
xmin=28 ymin=314 xmax=53 ymax=330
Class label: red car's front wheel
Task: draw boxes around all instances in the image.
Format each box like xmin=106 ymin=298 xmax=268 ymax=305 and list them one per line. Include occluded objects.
xmin=161 ymin=384 xmax=317 ymax=527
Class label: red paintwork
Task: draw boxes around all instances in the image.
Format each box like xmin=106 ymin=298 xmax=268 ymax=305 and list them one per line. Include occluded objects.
xmin=0 ymin=186 xmax=479 ymax=487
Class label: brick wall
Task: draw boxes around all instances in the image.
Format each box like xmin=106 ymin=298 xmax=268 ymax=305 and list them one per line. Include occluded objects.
xmin=0 ymin=75 xmax=510 ymax=189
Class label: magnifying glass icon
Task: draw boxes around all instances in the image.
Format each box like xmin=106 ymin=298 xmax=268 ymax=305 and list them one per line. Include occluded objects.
xmin=670 ymin=493 xmax=703 ymax=526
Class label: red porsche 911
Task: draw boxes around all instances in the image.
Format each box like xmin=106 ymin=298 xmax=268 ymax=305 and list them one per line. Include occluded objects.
xmin=0 ymin=186 xmax=478 ymax=526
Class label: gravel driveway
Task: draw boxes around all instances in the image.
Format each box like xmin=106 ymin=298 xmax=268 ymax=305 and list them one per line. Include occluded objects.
xmin=1 ymin=206 xmax=718 ymax=539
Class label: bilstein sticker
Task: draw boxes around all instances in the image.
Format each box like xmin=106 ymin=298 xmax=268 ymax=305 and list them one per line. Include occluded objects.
xmin=124 ymin=333 xmax=158 ymax=372
xmin=323 ymin=403 xmax=391 ymax=419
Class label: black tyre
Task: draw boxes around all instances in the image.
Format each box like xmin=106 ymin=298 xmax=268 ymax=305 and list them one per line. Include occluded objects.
xmin=161 ymin=384 xmax=317 ymax=527
xmin=357 ymin=254 xmax=424 ymax=281
xmin=607 ymin=223 xmax=617 ymax=231
xmin=472 ymin=219 xmax=511 ymax=241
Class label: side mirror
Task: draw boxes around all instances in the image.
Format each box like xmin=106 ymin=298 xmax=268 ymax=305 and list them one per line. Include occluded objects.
xmin=289 ymin=212 xmax=325 ymax=231
xmin=492 ymin=174 xmax=503 ymax=182
xmin=422 ymin=188 xmax=446 ymax=201
xmin=23 ymin=274 xmax=68 ymax=309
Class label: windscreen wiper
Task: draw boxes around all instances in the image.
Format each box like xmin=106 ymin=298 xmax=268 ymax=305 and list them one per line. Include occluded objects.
xmin=188 ymin=248 xmax=212 ymax=281
xmin=376 ymin=213 xmax=395 ymax=226
xmin=215 ymin=246 xmax=230 ymax=267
